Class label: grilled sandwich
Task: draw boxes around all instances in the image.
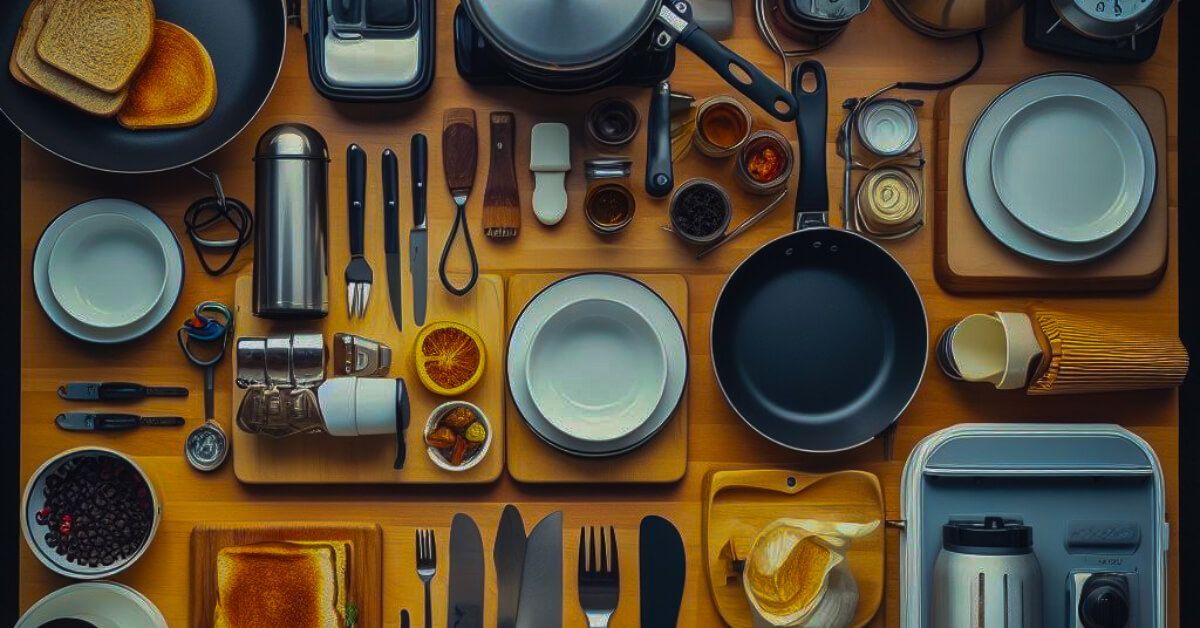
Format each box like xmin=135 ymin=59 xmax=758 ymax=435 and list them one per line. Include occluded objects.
xmin=117 ymin=20 xmax=217 ymax=130
xmin=214 ymin=541 xmax=347 ymax=628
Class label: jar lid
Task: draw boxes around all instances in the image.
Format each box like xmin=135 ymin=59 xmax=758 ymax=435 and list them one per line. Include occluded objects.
xmin=255 ymin=123 xmax=330 ymax=160
xmin=942 ymin=517 xmax=1033 ymax=552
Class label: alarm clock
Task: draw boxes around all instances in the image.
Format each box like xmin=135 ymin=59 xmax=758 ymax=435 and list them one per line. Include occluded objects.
xmin=1025 ymin=0 xmax=1175 ymax=63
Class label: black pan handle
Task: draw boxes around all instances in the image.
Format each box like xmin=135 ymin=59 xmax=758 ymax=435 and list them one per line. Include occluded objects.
xmin=660 ymin=2 xmax=797 ymax=121
xmin=792 ymin=60 xmax=828 ymax=226
xmin=645 ymin=80 xmax=674 ymax=198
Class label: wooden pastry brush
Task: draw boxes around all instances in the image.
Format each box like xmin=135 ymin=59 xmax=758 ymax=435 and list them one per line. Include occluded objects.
xmin=482 ymin=111 xmax=521 ymax=239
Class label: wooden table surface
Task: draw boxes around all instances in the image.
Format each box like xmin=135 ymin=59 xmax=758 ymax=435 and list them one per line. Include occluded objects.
xmin=19 ymin=1 xmax=1181 ymax=626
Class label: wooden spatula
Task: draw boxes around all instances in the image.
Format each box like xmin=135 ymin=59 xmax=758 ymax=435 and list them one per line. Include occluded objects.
xmin=482 ymin=112 xmax=520 ymax=239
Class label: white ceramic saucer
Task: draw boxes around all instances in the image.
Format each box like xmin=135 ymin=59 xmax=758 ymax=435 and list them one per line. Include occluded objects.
xmin=16 ymin=582 xmax=168 ymax=628
xmin=525 ymin=298 xmax=667 ymax=442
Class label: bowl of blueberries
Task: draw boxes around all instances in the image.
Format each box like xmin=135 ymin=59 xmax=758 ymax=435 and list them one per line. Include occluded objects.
xmin=21 ymin=447 xmax=161 ymax=579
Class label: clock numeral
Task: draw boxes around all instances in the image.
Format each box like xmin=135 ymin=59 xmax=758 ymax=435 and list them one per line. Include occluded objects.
xmin=1095 ymin=1 xmax=1105 ymax=12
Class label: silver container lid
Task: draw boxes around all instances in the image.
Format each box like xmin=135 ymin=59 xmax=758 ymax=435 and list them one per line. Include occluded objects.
xmin=255 ymin=123 xmax=331 ymax=160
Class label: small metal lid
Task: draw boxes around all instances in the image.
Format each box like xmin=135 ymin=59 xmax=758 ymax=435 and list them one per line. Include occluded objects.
xmin=254 ymin=123 xmax=331 ymax=160
xmin=186 ymin=421 xmax=229 ymax=471
xmin=943 ymin=516 xmax=1033 ymax=553
xmin=856 ymin=98 xmax=918 ymax=157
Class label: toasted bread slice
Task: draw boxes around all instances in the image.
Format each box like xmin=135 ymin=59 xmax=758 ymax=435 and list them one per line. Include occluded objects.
xmin=215 ymin=542 xmax=344 ymax=628
xmin=117 ymin=20 xmax=217 ymax=130
xmin=35 ymin=0 xmax=154 ymax=93
xmin=11 ymin=0 xmax=128 ymax=117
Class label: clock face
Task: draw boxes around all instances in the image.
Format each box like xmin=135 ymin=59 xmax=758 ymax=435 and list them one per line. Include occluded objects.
xmin=1074 ymin=0 xmax=1156 ymax=22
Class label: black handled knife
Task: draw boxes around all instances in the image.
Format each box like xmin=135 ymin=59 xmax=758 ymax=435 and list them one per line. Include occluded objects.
xmin=56 ymin=413 xmax=185 ymax=431
xmin=58 ymin=382 xmax=189 ymax=401
xmin=384 ymin=148 xmax=403 ymax=332
xmin=410 ymin=134 xmax=429 ymax=327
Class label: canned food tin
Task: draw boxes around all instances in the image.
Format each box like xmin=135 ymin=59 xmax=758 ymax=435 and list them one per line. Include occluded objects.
xmin=857 ymin=167 xmax=921 ymax=234
xmin=856 ymin=98 xmax=918 ymax=157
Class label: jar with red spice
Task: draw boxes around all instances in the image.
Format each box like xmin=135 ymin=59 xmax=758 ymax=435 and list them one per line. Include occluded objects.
xmin=736 ymin=130 xmax=794 ymax=196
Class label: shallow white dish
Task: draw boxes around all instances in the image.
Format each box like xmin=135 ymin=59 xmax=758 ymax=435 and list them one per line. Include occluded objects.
xmin=16 ymin=582 xmax=168 ymax=628
xmin=508 ymin=274 xmax=687 ymax=457
xmin=47 ymin=213 xmax=169 ymax=328
xmin=990 ymin=93 xmax=1144 ymax=244
xmin=424 ymin=400 xmax=493 ymax=472
xmin=33 ymin=199 xmax=184 ymax=344
xmin=965 ymin=73 xmax=1156 ymax=264
xmin=525 ymin=298 xmax=667 ymax=442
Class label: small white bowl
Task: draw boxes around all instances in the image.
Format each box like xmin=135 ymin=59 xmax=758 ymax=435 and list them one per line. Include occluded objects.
xmin=425 ymin=401 xmax=492 ymax=472
xmin=22 ymin=447 xmax=161 ymax=580
xmin=16 ymin=581 xmax=168 ymax=628
xmin=47 ymin=213 xmax=168 ymax=329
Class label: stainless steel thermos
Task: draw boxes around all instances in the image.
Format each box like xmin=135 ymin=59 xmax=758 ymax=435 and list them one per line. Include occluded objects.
xmin=253 ymin=123 xmax=330 ymax=318
xmin=932 ymin=517 xmax=1043 ymax=628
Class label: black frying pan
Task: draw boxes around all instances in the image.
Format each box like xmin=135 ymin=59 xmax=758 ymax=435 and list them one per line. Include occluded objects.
xmin=710 ymin=60 xmax=928 ymax=453
xmin=0 ymin=0 xmax=286 ymax=173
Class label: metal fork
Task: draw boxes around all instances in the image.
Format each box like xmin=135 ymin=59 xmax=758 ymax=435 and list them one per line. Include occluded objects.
xmin=416 ymin=529 xmax=437 ymax=628
xmin=577 ymin=526 xmax=619 ymax=628
xmin=345 ymin=143 xmax=372 ymax=318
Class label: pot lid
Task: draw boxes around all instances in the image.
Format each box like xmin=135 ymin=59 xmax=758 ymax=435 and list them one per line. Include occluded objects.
xmin=462 ymin=0 xmax=657 ymax=69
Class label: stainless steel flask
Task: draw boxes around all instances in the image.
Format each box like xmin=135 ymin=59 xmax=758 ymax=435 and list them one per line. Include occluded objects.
xmin=932 ymin=517 xmax=1043 ymax=628
xmin=253 ymin=123 xmax=330 ymax=318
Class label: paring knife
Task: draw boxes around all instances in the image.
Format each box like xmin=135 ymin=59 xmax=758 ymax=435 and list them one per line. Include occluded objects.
xmin=494 ymin=505 xmax=527 ymax=628
xmin=55 ymin=413 xmax=185 ymax=431
xmin=640 ymin=515 xmax=686 ymax=628
xmin=515 ymin=511 xmax=562 ymax=628
xmin=58 ymin=382 xmax=188 ymax=401
xmin=383 ymin=148 xmax=403 ymax=332
xmin=410 ymin=134 xmax=429 ymax=326
xmin=448 ymin=513 xmax=484 ymax=628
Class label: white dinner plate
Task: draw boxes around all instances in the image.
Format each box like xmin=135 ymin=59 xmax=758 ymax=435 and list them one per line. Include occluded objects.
xmin=508 ymin=273 xmax=687 ymax=457
xmin=16 ymin=582 xmax=168 ymax=628
xmin=47 ymin=213 xmax=169 ymax=328
xmin=526 ymin=298 xmax=667 ymax=442
xmin=990 ymin=93 xmax=1144 ymax=244
xmin=965 ymin=73 xmax=1156 ymax=263
xmin=33 ymin=199 xmax=184 ymax=344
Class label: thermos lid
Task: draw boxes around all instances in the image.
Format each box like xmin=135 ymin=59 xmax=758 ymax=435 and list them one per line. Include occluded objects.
xmin=255 ymin=123 xmax=330 ymax=160
xmin=942 ymin=516 xmax=1033 ymax=553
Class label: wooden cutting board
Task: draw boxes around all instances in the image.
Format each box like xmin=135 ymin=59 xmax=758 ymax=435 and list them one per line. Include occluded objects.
xmin=505 ymin=273 xmax=688 ymax=483
xmin=934 ymin=84 xmax=1168 ymax=293
xmin=229 ymin=273 xmax=506 ymax=484
xmin=702 ymin=470 xmax=885 ymax=627
xmin=190 ymin=522 xmax=383 ymax=628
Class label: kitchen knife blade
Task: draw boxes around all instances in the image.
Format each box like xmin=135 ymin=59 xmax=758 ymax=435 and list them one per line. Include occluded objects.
xmin=410 ymin=134 xmax=429 ymax=326
xmin=448 ymin=513 xmax=484 ymax=628
xmin=58 ymin=382 xmax=188 ymax=401
xmin=515 ymin=511 xmax=562 ymax=628
xmin=640 ymin=515 xmax=686 ymax=628
xmin=383 ymin=148 xmax=403 ymax=332
xmin=55 ymin=413 xmax=185 ymax=431
xmin=494 ymin=505 xmax=527 ymax=628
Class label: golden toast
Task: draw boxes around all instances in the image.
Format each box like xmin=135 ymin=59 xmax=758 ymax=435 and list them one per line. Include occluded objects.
xmin=214 ymin=541 xmax=346 ymax=628
xmin=35 ymin=0 xmax=155 ymax=93
xmin=117 ymin=20 xmax=217 ymax=130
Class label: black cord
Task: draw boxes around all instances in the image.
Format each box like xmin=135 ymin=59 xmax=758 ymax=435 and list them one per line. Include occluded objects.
xmin=438 ymin=201 xmax=479 ymax=296
xmin=184 ymin=169 xmax=254 ymax=276
xmin=898 ymin=31 xmax=985 ymax=92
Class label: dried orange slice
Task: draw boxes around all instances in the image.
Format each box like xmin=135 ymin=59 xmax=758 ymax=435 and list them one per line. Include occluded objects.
xmin=414 ymin=321 xmax=486 ymax=396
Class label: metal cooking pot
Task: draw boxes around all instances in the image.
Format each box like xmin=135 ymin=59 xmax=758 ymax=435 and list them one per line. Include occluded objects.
xmin=459 ymin=0 xmax=797 ymax=121
xmin=883 ymin=0 xmax=1025 ymax=37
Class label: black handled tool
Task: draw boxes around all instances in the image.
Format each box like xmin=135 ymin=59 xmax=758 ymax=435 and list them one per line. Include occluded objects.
xmin=384 ymin=148 xmax=403 ymax=332
xmin=56 ymin=413 xmax=186 ymax=431
xmin=645 ymin=80 xmax=674 ymax=198
xmin=410 ymin=134 xmax=430 ymax=326
xmin=58 ymin=382 xmax=189 ymax=401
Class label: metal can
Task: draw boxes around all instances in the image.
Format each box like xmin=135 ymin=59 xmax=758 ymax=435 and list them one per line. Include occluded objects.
xmin=856 ymin=98 xmax=918 ymax=158
xmin=857 ymin=167 xmax=921 ymax=235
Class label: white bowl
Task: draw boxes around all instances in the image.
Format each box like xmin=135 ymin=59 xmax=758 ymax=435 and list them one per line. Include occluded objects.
xmin=425 ymin=401 xmax=493 ymax=472
xmin=22 ymin=447 xmax=162 ymax=580
xmin=17 ymin=582 xmax=168 ymax=628
xmin=525 ymin=297 xmax=668 ymax=443
xmin=47 ymin=213 xmax=168 ymax=329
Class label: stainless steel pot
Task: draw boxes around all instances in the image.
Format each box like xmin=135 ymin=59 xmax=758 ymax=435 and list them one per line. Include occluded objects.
xmin=883 ymin=0 xmax=1024 ymax=37
xmin=932 ymin=517 xmax=1043 ymax=628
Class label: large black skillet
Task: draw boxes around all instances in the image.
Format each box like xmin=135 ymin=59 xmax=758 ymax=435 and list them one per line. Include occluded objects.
xmin=0 ymin=0 xmax=286 ymax=173
xmin=710 ymin=60 xmax=928 ymax=453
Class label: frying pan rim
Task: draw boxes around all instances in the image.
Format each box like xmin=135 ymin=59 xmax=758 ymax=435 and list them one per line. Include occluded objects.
xmin=0 ymin=0 xmax=288 ymax=175
xmin=708 ymin=224 xmax=929 ymax=453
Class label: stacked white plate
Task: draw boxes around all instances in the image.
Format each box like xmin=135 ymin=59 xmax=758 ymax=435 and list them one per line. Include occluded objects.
xmin=17 ymin=582 xmax=168 ymax=628
xmin=33 ymin=199 xmax=184 ymax=343
xmin=508 ymin=273 xmax=687 ymax=457
xmin=965 ymin=73 xmax=1156 ymax=263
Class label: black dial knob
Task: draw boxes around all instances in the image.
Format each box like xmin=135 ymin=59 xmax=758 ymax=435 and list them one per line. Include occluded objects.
xmin=1079 ymin=574 xmax=1130 ymax=628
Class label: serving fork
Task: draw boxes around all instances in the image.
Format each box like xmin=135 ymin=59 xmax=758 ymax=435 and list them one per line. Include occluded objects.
xmin=345 ymin=144 xmax=373 ymax=319
xmin=577 ymin=526 xmax=619 ymax=628
xmin=416 ymin=528 xmax=437 ymax=628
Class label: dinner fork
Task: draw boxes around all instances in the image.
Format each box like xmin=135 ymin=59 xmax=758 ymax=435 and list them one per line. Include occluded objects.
xmin=344 ymin=144 xmax=373 ymax=319
xmin=416 ymin=529 xmax=436 ymax=628
xmin=578 ymin=526 xmax=619 ymax=628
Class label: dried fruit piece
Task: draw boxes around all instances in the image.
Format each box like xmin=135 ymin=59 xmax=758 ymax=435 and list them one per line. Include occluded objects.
xmin=464 ymin=422 xmax=487 ymax=444
xmin=426 ymin=426 xmax=458 ymax=449
xmin=414 ymin=322 xmax=486 ymax=396
xmin=441 ymin=407 xmax=476 ymax=430
xmin=449 ymin=436 xmax=468 ymax=466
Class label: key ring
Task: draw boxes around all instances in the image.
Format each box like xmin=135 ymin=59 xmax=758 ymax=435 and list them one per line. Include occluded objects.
xmin=178 ymin=301 xmax=234 ymax=471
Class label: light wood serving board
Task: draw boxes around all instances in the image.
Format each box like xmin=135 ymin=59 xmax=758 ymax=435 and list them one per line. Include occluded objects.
xmin=229 ymin=274 xmax=506 ymax=484
xmin=703 ymin=469 xmax=885 ymax=627
xmin=935 ymin=84 xmax=1168 ymax=293
xmin=505 ymin=273 xmax=688 ymax=483
xmin=190 ymin=522 xmax=383 ymax=628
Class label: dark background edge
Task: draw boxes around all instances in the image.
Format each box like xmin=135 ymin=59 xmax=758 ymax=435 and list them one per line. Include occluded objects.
xmin=1 ymin=6 xmax=1195 ymax=622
